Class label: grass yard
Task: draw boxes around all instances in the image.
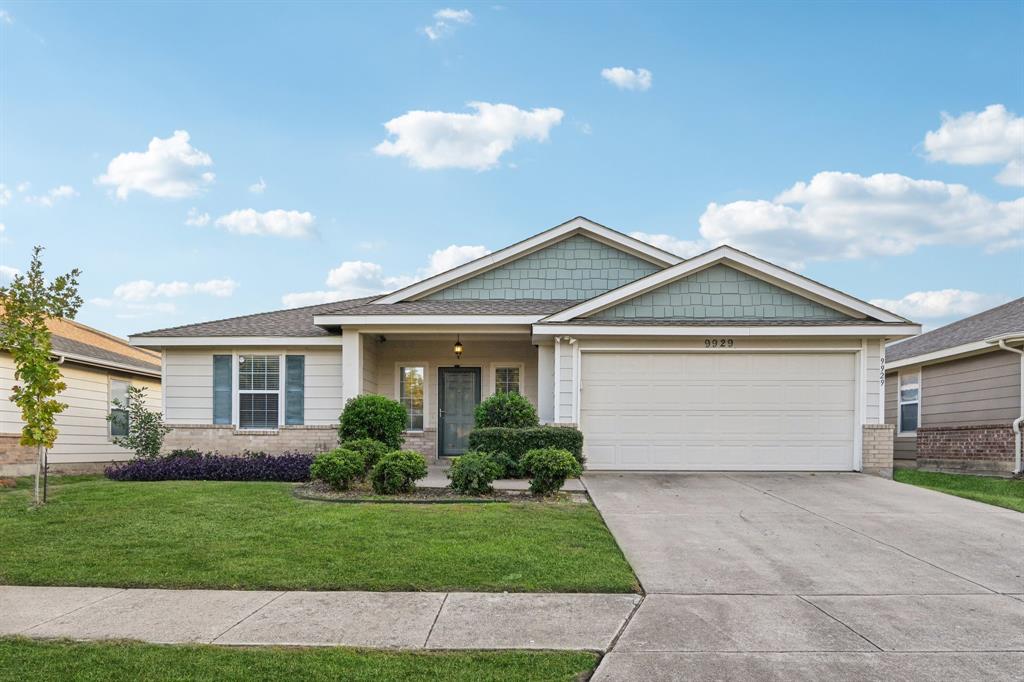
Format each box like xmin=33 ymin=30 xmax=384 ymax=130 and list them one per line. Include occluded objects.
xmin=0 ymin=476 xmax=638 ymax=593
xmin=0 ymin=638 xmax=598 ymax=682
xmin=894 ymin=469 xmax=1024 ymax=512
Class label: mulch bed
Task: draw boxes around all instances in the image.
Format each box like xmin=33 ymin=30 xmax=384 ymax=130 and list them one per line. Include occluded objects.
xmin=294 ymin=481 xmax=588 ymax=504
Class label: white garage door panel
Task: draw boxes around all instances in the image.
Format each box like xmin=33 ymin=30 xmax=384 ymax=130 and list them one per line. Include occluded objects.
xmin=581 ymin=352 xmax=856 ymax=471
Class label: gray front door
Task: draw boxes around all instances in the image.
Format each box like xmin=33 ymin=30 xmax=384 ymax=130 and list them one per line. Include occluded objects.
xmin=438 ymin=367 xmax=481 ymax=457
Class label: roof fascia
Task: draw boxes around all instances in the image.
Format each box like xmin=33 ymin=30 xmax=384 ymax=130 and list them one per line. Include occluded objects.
xmin=532 ymin=323 xmax=921 ymax=338
xmin=129 ymin=336 xmax=343 ymax=348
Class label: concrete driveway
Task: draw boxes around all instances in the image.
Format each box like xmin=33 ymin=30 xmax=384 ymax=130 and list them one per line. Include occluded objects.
xmin=584 ymin=472 xmax=1024 ymax=681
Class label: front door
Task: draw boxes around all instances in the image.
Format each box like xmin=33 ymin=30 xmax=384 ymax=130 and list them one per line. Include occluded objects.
xmin=438 ymin=367 xmax=481 ymax=457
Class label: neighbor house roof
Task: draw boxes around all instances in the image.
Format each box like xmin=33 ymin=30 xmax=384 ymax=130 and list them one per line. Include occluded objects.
xmin=41 ymin=318 xmax=161 ymax=376
xmin=131 ymin=296 xmax=379 ymax=338
xmin=886 ymin=297 xmax=1024 ymax=364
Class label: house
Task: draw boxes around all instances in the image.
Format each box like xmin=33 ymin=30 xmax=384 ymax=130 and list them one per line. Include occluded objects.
xmin=884 ymin=297 xmax=1024 ymax=476
xmin=1 ymin=318 xmax=162 ymax=476
xmin=130 ymin=217 xmax=920 ymax=475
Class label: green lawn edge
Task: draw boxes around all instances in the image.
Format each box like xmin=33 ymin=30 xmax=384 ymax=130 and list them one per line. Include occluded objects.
xmin=893 ymin=469 xmax=1024 ymax=512
xmin=0 ymin=638 xmax=599 ymax=682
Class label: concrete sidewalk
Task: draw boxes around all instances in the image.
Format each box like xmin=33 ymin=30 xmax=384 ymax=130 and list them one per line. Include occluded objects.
xmin=420 ymin=464 xmax=587 ymax=492
xmin=0 ymin=586 xmax=639 ymax=650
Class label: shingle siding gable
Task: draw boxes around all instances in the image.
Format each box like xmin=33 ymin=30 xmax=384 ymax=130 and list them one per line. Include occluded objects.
xmin=423 ymin=235 xmax=661 ymax=301
xmin=591 ymin=264 xmax=851 ymax=321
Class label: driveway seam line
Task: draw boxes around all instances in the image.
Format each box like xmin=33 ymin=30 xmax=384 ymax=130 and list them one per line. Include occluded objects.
xmin=209 ymin=590 xmax=288 ymax=644
xmin=796 ymin=594 xmax=883 ymax=652
xmin=722 ymin=474 xmax=998 ymax=594
xmin=18 ymin=587 xmax=128 ymax=635
xmin=423 ymin=592 xmax=449 ymax=648
xmin=607 ymin=594 xmax=645 ymax=652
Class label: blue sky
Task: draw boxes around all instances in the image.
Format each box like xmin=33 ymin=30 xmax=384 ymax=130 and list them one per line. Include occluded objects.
xmin=1 ymin=1 xmax=1021 ymax=337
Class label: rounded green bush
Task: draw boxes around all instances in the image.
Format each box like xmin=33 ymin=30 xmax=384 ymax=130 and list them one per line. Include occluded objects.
xmin=342 ymin=437 xmax=391 ymax=474
xmin=448 ymin=451 xmax=503 ymax=495
xmin=371 ymin=450 xmax=429 ymax=495
xmin=473 ymin=392 xmax=538 ymax=429
xmin=310 ymin=447 xmax=365 ymax=490
xmin=521 ymin=447 xmax=583 ymax=495
xmin=338 ymin=395 xmax=407 ymax=450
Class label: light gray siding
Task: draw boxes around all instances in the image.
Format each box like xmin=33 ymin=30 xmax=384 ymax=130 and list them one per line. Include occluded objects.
xmin=593 ymin=264 xmax=851 ymax=320
xmin=424 ymin=234 xmax=661 ymax=301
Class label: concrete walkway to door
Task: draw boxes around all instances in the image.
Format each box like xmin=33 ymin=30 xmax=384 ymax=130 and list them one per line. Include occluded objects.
xmin=584 ymin=472 xmax=1024 ymax=681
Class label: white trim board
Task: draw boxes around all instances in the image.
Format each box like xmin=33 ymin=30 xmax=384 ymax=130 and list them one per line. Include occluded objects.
xmin=533 ymin=323 xmax=920 ymax=338
xmin=130 ymin=336 xmax=343 ymax=348
xmin=542 ymin=245 xmax=909 ymax=324
xmin=372 ymin=217 xmax=683 ymax=304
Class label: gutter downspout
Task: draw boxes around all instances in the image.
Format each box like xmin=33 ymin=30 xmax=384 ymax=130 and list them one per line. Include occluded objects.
xmin=996 ymin=339 xmax=1024 ymax=475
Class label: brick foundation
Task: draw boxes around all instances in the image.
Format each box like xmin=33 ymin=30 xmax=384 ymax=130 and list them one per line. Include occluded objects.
xmin=162 ymin=424 xmax=339 ymax=455
xmin=402 ymin=428 xmax=438 ymax=463
xmin=916 ymin=423 xmax=1016 ymax=476
xmin=0 ymin=433 xmax=38 ymax=476
xmin=862 ymin=424 xmax=894 ymax=479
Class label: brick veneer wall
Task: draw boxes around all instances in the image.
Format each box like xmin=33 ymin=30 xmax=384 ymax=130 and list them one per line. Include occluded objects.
xmin=862 ymin=424 xmax=894 ymax=479
xmin=0 ymin=433 xmax=38 ymax=476
xmin=402 ymin=428 xmax=438 ymax=462
xmin=916 ymin=423 xmax=1015 ymax=475
xmin=162 ymin=425 xmax=339 ymax=455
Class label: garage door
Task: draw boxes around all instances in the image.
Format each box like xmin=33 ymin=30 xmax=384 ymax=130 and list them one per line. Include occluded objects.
xmin=581 ymin=352 xmax=856 ymax=471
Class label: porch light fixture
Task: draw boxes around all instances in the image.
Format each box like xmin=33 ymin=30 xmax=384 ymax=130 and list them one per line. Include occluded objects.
xmin=453 ymin=335 xmax=464 ymax=359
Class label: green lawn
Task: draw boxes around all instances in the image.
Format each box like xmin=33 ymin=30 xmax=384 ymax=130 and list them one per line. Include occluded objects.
xmin=0 ymin=638 xmax=598 ymax=682
xmin=894 ymin=469 xmax=1024 ymax=512
xmin=0 ymin=477 xmax=638 ymax=593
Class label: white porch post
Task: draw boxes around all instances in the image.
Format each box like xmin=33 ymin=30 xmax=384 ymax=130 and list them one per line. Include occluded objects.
xmin=341 ymin=328 xmax=363 ymax=404
xmin=537 ymin=343 xmax=555 ymax=423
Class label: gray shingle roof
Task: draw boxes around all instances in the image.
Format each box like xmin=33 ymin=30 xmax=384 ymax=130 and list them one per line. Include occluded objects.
xmin=326 ymin=299 xmax=577 ymax=316
xmin=51 ymin=335 xmax=161 ymax=375
xmin=132 ymin=296 xmax=379 ymax=338
xmin=886 ymin=297 xmax=1024 ymax=363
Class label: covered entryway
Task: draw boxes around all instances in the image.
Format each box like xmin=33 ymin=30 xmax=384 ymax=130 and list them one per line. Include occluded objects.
xmin=581 ymin=352 xmax=857 ymax=470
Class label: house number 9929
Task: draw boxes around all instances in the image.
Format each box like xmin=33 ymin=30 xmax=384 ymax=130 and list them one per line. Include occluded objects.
xmin=704 ymin=338 xmax=735 ymax=349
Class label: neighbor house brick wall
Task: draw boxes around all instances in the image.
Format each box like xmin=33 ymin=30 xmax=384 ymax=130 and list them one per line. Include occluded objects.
xmin=862 ymin=424 xmax=894 ymax=479
xmin=402 ymin=428 xmax=437 ymax=462
xmin=162 ymin=424 xmax=338 ymax=455
xmin=916 ymin=423 xmax=1015 ymax=475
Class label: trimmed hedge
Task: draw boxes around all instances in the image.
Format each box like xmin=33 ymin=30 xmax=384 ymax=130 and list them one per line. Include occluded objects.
xmin=371 ymin=450 xmax=429 ymax=495
xmin=341 ymin=438 xmax=391 ymax=474
xmin=448 ymin=451 xmax=503 ymax=495
xmin=474 ymin=392 xmax=539 ymax=429
xmin=105 ymin=452 xmax=313 ymax=482
xmin=468 ymin=426 xmax=584 ymax=476
xmin=522 ymin=447 xmax=583 ymax=495
xmin=310 ymin=448 xmax=365 ymax=490
xmin=338 ymin=395 xmax=407 ymax=450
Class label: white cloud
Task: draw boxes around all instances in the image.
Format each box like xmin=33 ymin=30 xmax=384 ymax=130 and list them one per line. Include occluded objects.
xmin=97 ymin=130 xmax=215 ymax=199
xmin=0 ymin=184 xmax=10 ymax=206
xmin=0 ymin=265 xmax=19 ymax=282
xmin=374 ymin=102 xmax=564 ymax=170
xmin=923 ymin=104 xmax=1024 ymax=187
xmin=629 ymin=231 xmax=708 ymax=258
xmin=248 ymin=177 xmax=267 ymax=194
xmin=0 ymin=10 xmax=12 ymax=24
xmin=423 ymin=8 xmax=472 ymax=40
xmin=870 ymin=289 xmax=1007 ymax=320
xmin=214 ymin=209 xmax=315 ymax=237
xmin=99 ymin=278 xmax=239 ymax=317
xmin=185 ymin=208 xmax=210 ymax=227
xmin=24 ymin=184 xmax=78 ymax=207
xmin=601 ymin=67 xmax=653 ymax=91
xmin=192 ymin=278 xmax=239 ymax=297
xmin=282 ymin=243 xmax=489 ymax=307
xmin=15 ymin=181 xmax=30 ymax=192
xmin=660 ymin=171 xmax=1024 ymax=267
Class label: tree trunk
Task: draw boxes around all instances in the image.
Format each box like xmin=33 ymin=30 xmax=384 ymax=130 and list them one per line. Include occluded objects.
xmin=34 ymin=443 xmax=43 ymax=506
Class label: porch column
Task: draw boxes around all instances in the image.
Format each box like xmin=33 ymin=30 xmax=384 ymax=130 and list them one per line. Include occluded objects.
xmin=341 ymin=328 xmax=362 ymax=405
xmin=537 ymin=343 xmax=555 ymax=423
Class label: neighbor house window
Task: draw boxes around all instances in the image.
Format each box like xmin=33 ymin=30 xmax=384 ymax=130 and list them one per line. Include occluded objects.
xmin=494 ymin=366 xmax=521 ymax=394
xmin=109 ymin=379 xmax=130 ymax=437
xmin=238 ymin=355 xmax=280 ymax=429
xmin=400 ymin=366 xmax=424 ymax=430
xmin=898 ymin=370 xmax=920 ymax=434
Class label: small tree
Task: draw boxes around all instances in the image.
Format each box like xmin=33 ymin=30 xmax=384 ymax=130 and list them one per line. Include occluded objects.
xmin=0 ymin=246 xmax=82 ymax=505
xmin=108 ymin=385 xmax=170 ymax=459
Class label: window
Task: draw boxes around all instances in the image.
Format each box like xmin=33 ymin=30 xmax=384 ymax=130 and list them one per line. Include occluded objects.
xmin=898 ymin=370 xmax=920 ymax=434
xmin=494 ymin=366 xmax=521 ymax=394
xmin=109 ymin=379 xmax=130 ymax=437
xmin=238 ymin=355 xmax=280 ymax=429
xmin=399 ymin=366 xmax=424 ymax=430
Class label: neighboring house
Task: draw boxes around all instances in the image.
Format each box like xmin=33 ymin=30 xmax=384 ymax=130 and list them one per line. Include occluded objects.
xmin=1 ymin=318 xmax=162 ymax=476
xmin=884 ymin=298 xmax=1024 ymax=476
xmin=131 ymin=217 xmax=919 ymax=475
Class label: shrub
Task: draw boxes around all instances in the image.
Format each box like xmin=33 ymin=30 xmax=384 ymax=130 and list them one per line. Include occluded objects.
xmin=107 ymin=385 xmax=171 ymax=459
xmin=489 ymin=451 xmax=521 ymax=479
xmin=468 ymin=426 xmax=584 ymax=476
xmin=166 ymin=448 xmax=204 ymax=458
xmin=338 ymin=395 xmax=407 ymax=450
xmin=310 ymin=448 xmax=365 ymax=490
xmin=104 ymin=452 xmax=313 ymax=482
xmin=371 ymin=450 xmax=428 ymax=495
xmin=342 ymin=437 xmax=391 ymax=474
xmin=474 ymin=392 xmax=539 ymax=429
xmin=521 ymin=448 xmax=583 ymax=495
xmin=448 ymin=451 xmax=503 ymax=495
